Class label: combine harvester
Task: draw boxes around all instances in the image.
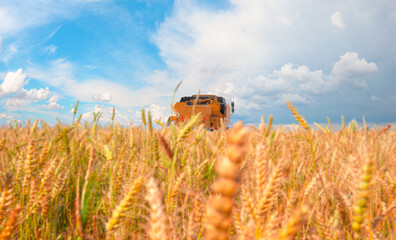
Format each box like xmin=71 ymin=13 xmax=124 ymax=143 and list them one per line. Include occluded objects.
xmin=168 ymin=95 xmax=234 ymax=130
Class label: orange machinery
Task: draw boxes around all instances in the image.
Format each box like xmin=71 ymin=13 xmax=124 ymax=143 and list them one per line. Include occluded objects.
xmin=168 ymin=95 xmax=234 ymax=130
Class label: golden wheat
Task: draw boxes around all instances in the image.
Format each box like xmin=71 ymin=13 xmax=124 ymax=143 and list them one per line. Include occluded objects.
xmin=0 ymin=101 xmax=393 ymax=239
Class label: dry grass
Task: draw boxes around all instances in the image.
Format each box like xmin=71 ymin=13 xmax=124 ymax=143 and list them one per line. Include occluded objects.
xmin=0 ymin=103 xmax=395 ymax=240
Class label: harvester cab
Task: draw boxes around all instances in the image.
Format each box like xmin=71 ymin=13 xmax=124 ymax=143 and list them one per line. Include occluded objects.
xmin=168 ymin=95 xmax=234 ymax=130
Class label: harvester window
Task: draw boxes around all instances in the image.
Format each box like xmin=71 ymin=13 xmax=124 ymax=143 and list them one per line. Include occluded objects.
xmin=180 ymin=97 xmax=193 ymax=102
xmin=217 ymin=97 xmax=226 ymax=103
xmin=214 ymin=96 xmax=226 ymax=114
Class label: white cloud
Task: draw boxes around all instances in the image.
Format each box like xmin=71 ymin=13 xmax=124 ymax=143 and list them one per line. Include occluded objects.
xmin=81 ymin=105 xmax=129 ymax=125
xmin=211 ymin=51 xmax=378 ymax=113
xmin=145 ymin=104 xmax=169 ymax=122
xmin=92 ymin=92 xmax=112 ymax=102
xmin=371 ymin=95 xmax=380 ymax=101
xmin=42 ymin=101 xmax=62 ymax=110
xmin=0 ymin=68 xmax=28 ymax=97
xmin=129 ymin=104 xmax=170 ymax=125
xmin=0 ymin=69 xmax=53 ymax=108
xmin=274 ymin=63 xmax=329 ymax=94
xmin=154 ymin=0 xmax=275 ymax=77
xmin=331 ymin=11 xmax=346 ymax=29
xmin=24 ymin=87 xmax=50 ymax=101
xmin=44 ymin=44 xmax=57 ymax=55
xmin=5 ymin=98 xmax=29 ymax=107
xmin=330 ymin=52 xmax=378 ymax=89
xmin=274 ymin=64 xmax=322 ymax=83
xmin=332 ymin=52 xmax=378 ymax=76
xmin=42 ymin=94 xmax=63 ymax=110
xmin=3 ymin=88 xmax=52 ymax=107
xmin=270 ymin=52 xmax=378 ymax=93
xmin=0 ymin=112 xmax=13 ymax=119
xmin=49 ymin=94 xmax=61 ymax=102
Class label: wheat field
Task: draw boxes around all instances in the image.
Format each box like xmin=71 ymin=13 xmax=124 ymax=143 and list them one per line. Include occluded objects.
xmin=0 ymin=102 xmax=395 ymax=240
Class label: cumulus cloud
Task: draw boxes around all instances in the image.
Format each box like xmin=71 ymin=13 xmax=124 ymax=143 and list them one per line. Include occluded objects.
xmin=330 ymin=52 xmax=378 ymax=89
xmin=49 ymin=94 xmax=61 ymax=102
xmin=332 ymin=52 xmax=378 ymax=76
xmin=0 ymin=69 xmax=28 ymax=97
xmin=24 ymin=87 xmax=50 ymax=100
xmin=274 ymin=64 xmax=328 ymax=94
xmin=0 ymin=69 xmax=53 ymax=108
xmin=81 ymin=105 xmax=129 ymax=125
xmin=42 ymin=94 xmax=63 ymax=110
xmin=92 ymin=92 xmax=112 ymax=102
xmin=212 ymin=51 xmax=378 ymax=115
xmin=270 ymin=52 xmax=378 ymax=93
xmin=3 ymin=88 xmax=51 ymax=108
xmin=331 ymin=11 xmax=346 ymax=29
xmin=42 ymin=102 xmax=61 ymax=110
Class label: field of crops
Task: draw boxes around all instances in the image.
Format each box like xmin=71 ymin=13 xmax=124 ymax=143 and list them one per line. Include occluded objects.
xmin=0 ymin=102 xmax=395 ymax=240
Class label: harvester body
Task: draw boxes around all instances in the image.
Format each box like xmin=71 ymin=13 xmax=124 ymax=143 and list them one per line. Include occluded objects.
xmin=169 ymin=95 xmax=233 ymax=130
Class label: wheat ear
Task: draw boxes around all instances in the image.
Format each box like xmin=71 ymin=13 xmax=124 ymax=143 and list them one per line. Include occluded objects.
xmin=285 ymin=100 xmax=310 ymax=131
xmin=205 ymin=121 xmax=249 ymax=240
xmin=0 ymin=204 xmax=21 ymax=240
xmin=278 ymin=206 xmax=308 ymax=240
xmin=157 ymin=132 xmax=174 ymax=159
xmin=255 ymin=158 xmax=288 ymax=221
xmin=0 ymin=174 xmax=13 ymax=223
xmin=352 ymin=157 xmax=375 ymax=239
xmin=146 ymin=178 xmax=170 ymax=240
xmin=371 ymin=198 xmax=396 ymax=228
xmin=106 ymin=176 xmax=144 ymax=236
xmin=177 ymin=113 xmax=203 ymax=142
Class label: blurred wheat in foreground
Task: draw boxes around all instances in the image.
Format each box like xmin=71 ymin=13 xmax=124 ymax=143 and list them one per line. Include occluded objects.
xmin=0 ymin=103 xmax=395 ymax=240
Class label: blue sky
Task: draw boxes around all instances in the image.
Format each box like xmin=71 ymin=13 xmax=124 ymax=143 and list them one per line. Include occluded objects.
xmin=0 ymin=0 xmax=395 ymax=126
